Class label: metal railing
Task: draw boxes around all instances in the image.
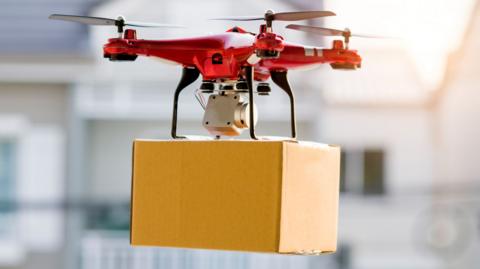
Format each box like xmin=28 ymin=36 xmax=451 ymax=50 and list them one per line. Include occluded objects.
xmin=80 ymin=231 xmax=334 ymax=269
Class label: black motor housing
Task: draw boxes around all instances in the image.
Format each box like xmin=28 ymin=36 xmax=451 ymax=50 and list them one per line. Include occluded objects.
xmin=104 ymin=53 xmax=138 ymax=61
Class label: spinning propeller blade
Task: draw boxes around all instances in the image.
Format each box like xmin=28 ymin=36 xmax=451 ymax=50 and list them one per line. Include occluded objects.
xmin=286 ymin=24 xmax=387 ymax=39
xmin=49 ymin=14 xmax=184 ymax=33
xmin=211 ymin=10 xmax=335 ymax=22
xmin=125 ymin=21 xmax=184 ymax=28
xmin=49 ymin=14 xmax=117 ymax=25
xmin=271 ymin=11 xmax=336 ymax=21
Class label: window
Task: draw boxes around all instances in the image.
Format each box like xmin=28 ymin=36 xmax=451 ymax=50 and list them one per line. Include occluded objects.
xmin=363 ymin=150 xmax=385 ymax=195
xmin=0 ymin=141 xmax=16 ymax=237
xmin=0 ymin=142 xmax=15 ymax=198
xmin=340 ymin=148 xmax=385 ymax=195
xmin=85 ymin=203 xmax=131 ymax=231
xmin=340 ymin=151 xmax=347 ymax=193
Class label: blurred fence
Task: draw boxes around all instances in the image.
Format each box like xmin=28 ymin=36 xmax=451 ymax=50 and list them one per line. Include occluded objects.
xmin=0 ymin=187 xmax=479 ymax=269
xmin=80 ymin=231 xmax=334 ymax=269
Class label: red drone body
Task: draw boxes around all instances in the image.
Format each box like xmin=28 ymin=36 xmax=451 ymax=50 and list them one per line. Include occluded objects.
xmin=103 ymin=27 xmax=362 ymax=81
xmin=50 ymin=11 xmax=367 ymax=140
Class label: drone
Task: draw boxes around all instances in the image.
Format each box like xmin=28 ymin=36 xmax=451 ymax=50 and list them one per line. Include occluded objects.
xmin=50 ymin=10 xmax=379 ymax=140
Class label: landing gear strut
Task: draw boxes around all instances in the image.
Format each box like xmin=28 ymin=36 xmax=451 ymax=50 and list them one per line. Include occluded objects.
xmin=244 ymin=66 xmax=297 ymax=140
xmin=271 ymin=70 xmax=297 ymax=139
xmin=171 ymin=66 xmax=297 ymax=140
xmin=171 ymin=67 xmax=200 ymax=139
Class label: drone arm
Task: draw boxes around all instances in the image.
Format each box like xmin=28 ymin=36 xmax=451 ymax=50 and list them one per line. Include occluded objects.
xmin=104 ymin=38 xmax=227 ymax=67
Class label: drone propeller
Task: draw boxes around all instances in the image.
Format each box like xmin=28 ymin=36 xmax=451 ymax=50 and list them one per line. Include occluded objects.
xmin=286 ymin=24 xmax=384 ymax=38
xmin=286 ymin=24 xmax=388 ymax=48
xmin=49 ymin=14 xmax=183 ymax=34
xmin=211 ymin=10 xmax=335 ymax=29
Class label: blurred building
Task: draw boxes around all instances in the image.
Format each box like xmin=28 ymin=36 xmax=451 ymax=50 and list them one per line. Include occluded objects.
xmin=0 ymin=0 xmax=479 ymax=269
xmin=0 ymin=1 xmax=99 ymax=268
xmin=317 ymin=1 xmax=480 ymax=268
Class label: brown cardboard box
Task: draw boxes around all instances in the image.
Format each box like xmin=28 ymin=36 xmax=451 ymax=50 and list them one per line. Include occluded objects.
xmin=130 ymin=140 xmax=340 ymax=254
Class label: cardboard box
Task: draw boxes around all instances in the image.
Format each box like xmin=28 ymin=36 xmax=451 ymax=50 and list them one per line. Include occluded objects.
xmin=130 ymin=140 xmax=340 ymax=254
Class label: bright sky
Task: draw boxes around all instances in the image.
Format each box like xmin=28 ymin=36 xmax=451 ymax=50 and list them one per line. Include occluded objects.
xmin=324 ymin=0 xmax=475 ymax=90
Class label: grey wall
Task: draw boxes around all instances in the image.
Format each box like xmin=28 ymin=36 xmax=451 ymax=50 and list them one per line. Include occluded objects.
xmin=0 ymin=83 xmax=68 ymax=126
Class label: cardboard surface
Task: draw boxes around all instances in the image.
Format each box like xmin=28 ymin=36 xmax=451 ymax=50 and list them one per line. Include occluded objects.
xmin=131 ymin=140 xmax=340 ymax=254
